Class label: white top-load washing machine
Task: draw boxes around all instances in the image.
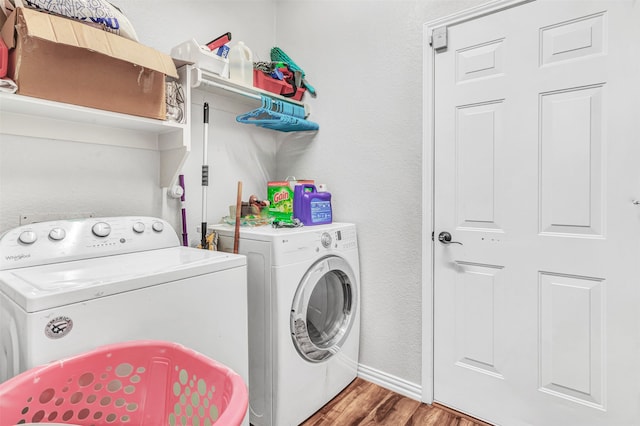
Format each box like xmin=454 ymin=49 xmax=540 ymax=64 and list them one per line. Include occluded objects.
xmin=0 ymin=216 xmax=249 ymax=412
xmin=211 ymin=222 xmax=360 ymax=426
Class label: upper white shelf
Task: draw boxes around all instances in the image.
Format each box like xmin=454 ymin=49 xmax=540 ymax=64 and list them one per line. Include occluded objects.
xmin=190 ymin=67 xmax=311 ymax=118
xmin=0 ymin=92 xmax=185 ymax=150
xmin=0 ymin=66 xmax=191 ymax=188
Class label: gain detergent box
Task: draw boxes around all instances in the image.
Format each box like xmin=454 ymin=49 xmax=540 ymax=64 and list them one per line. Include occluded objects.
xmin=268 ymin=179 xmax=314 ymax=223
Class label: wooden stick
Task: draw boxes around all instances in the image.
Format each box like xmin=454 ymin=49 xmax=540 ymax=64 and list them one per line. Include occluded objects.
xmin=233 ymin=181 xmax=242 ymax=254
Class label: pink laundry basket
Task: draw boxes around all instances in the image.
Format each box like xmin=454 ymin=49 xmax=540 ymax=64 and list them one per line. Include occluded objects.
xmin=0 ymin=340 xmax=248 ymax=426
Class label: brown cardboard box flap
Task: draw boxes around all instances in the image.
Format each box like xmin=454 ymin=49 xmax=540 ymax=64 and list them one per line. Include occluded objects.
xmin=1 ymin=7 xmax=177 ymax=78
xmin=0 ymin=9 xmax=16 ymax=48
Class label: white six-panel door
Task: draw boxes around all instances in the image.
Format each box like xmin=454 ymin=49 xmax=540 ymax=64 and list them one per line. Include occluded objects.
xmin=430 ymin=1 xmax=640 ymax=424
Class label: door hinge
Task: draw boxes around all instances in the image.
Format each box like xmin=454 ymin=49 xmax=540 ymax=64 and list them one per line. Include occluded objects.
xmin=431 ymin=26 xmax=447 ymax=51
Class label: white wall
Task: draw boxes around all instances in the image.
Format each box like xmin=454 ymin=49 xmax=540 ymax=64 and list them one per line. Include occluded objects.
xmin=0 ymin=135 xmax=162 ymax=229
xmin=274 ymin=0 xmax=488 ymax=390
xmin=0 ymin=0 xmax=488 ymax=395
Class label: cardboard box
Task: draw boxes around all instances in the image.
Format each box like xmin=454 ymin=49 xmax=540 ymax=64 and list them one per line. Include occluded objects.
xmin=1 ymin=7 xmax=178 ymax=120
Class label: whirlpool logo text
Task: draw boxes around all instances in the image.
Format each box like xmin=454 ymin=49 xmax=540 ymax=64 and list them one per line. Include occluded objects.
xmin=4 ymin=254 xmax=30 ymax=262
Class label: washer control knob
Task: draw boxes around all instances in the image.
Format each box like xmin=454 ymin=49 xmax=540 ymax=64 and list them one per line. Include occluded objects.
xmin=18 ymin=230 xmax=37 ymax=245
xmin=92 ymin=222 xmax=111 ymax=238
xmin=48 ymin=228 xmax=66 ymax=241
xmin=152 ymin=221 xmax=164 ymax=233
xmin=321 ymin=232 xmax=332 ymax=248
xmin=132 ymin=222 xmax=145 ymax=233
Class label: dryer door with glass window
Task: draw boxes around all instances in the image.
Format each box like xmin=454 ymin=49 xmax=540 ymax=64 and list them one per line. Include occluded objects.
xmin=290 ymin=256 xmax=357 ymax=362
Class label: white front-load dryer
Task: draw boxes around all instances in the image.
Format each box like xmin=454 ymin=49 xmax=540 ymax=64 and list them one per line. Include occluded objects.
xmin=212 ymin=222 xmax=360 ymax=426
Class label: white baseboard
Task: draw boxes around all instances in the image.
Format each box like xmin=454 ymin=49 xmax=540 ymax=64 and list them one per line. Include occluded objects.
xmin=357 ymin=363 xmax=422 ymax=402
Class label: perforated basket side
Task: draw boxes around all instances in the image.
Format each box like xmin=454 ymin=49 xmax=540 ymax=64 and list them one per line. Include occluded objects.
xmin=164 ymin=351 xmax=241 ymax=426
xmin=0 ymin=340 xmax=248 ymax=426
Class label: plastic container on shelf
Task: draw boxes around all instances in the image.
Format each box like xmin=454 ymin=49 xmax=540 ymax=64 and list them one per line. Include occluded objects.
xmin=283 ymin=85 xmax=306 ymax=101
xmin=0 ymin=340 xmax=248 ymax=426
xmin=253 ymin=69 xmax=287 ymax=94
xmin=171 ymin=38 xmax=229 ymax=78
xmin=229 ymin=41 xmax=254 ymax=86
xmin=0 ymin=36 xmax=7 ymax=78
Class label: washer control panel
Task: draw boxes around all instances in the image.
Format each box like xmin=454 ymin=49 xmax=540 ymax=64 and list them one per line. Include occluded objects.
xmin=0 ymin=216 xmax=179 ymax=270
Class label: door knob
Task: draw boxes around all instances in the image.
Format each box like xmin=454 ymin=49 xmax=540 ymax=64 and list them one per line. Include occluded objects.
xmin=438 ymin=231 xmax=463 ymax=245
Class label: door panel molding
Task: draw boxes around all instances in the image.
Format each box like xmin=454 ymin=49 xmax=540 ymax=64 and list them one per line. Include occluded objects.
xmin=456 ymin=100 xmax=504 ymax=230
xmin=539 ymin=12 xmax=606 ymax=67
xmin=538 ymin=271 xmax=605 ymax=409
xmin=539 ymin=84 xmax=604 ymax=237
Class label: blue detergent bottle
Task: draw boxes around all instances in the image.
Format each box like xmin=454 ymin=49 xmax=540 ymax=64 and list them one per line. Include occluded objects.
xmin=293 ymin=184 xmax=332 ymax=226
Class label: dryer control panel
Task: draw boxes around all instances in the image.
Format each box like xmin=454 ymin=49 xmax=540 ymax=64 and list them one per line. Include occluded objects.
xmin=0 ymin=216 xmax=179 ymax=270
xmin=273 ymin=224 xmax=358 ymax=266
xmin=331 ymin=227 xmax=358 ymax=250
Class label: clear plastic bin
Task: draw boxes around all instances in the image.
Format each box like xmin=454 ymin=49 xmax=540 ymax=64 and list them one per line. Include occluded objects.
xmin=0 ymin=340 xmax=248 ymax=426
xmin=171 ymin=39 xmax=230 ymax=78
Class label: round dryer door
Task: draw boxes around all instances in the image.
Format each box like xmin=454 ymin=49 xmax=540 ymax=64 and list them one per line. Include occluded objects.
xmin=290 ymin=255 xmax=358 ymax=362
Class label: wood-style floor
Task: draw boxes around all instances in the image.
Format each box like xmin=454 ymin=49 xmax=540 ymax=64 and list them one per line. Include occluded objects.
xmin=301 ymin=378 xmax=491 ymax=426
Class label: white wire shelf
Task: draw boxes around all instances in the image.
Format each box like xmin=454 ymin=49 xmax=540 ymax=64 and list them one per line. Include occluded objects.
xmin=190 ymin=67 xmax=311 ymax=118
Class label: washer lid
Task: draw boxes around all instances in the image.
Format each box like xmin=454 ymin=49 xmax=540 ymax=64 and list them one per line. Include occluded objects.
xmin=0 ymin=247 xmax=246 ymax=313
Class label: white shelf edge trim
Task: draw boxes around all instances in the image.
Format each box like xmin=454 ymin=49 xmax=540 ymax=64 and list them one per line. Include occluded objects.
xmin=0 ymin=92 xmax=185 ymax=133
xmin=191 ymin=67 xmax=311 ymax=118
xmin=1 ymin=110 xmax=160 ymax=150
